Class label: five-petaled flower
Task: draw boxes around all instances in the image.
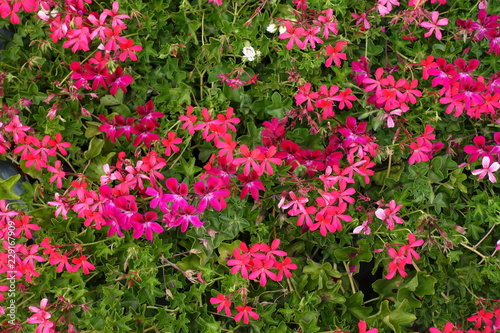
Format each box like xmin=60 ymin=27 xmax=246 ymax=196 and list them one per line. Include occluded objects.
xmin=420 ymin=11 xmax=449 ymax=40
xmin=234 ymin=305 xmax=260 ymax=324
xmin=471 ymin=156 xmax=500 ymax=183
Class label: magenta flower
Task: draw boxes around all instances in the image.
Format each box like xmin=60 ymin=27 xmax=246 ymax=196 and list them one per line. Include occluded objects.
xmin=210 ymin=294 xmax=232 ymax=316
xmin=420 ymin=11 xmax=448 ymax=40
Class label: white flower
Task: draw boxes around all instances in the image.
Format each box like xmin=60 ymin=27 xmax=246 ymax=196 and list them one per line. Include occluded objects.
xmin=242 ymin=46 xmax=257 ymax=61
xmin=37 ymin=5 xmax=58 ymax=21
xmin=279 ymin=25 xmax=287 ymax=34
xmin=266 ymin=23 xmax=277 ymax=33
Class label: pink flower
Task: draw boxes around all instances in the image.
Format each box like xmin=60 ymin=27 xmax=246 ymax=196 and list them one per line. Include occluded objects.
xmin=278 ymin=21 xmax=306 ymax=50
xmin=471 ymin=156 xmax=500 ymax=182
xmin=47 ymin=160 xmax=66 ymax=189
xmin=208 ymin=0 xmax=223 ymax=5
xmin=27 ymin=298 xmax=54 ymax=333
xmin=234 ymin=305 xmax=259 ymax=324
xmin=210 ymin=294 xmax=232 ymax=316
xmin=358 ymin=320 xmax=378 ymax=333
xmin=325 ymin=41 xmax=348 ymax=68
xmin=375 ymin=200 xmax=403 ymax=229
xmin=162 ymin=132 xmax=183 ymax=156
xmin=70 ymin=255 xmax=95 ymax=274
xmin=420 ymin=11 xmax=448 ymax=40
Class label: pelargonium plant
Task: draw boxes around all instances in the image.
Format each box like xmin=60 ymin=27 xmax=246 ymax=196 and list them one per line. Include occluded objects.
xmin=0 ymin=0 xmax=499 ymax=332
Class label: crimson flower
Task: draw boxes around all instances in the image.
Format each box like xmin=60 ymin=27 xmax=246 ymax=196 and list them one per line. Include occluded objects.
xmin=131 ymin=211 xmax=164 ymax=241
xmin=27 ymin=298 xmax=53 ymax=328
xmin=386 ymin=247 xmax=408 ymax=279
xmin=409 ymin=137 xmax=432 ymax=164
xmin=107 ymin=66 xmax=134 ymax=96
xmin=232 ymin=144 xmax=264 ymax=176
xmin=463 ymin=136 xmax=492 ymax=162
xmin=237 ymin=171 xmax=266 ymax=200
xmin=429 ymin=322 xmax=461 ymax=333
xmin=275 ymin=257 xmax=297 ymax=280
xmin=103 ymin=1 xmax=130 ymax=29
xmin=194 ymin=176 xmax=230 ymax=211
xmin=49 ymin=252 xmax=72 ymax=273
xmin=119 ymin=39 xmax=142 ymax=61
xmin=170 ymin=205 xmax=203 ymax=232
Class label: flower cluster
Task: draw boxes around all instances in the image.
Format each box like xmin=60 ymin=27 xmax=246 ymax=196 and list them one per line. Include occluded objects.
xmin=374 ymin=200 xmax=404 ymax=230
xmin=98 ymin=100 xmax=165 ymax=147
xmin=49 ymin=149 xmax=230 ymax=238
xmin=430 ymin=304 xmax=500 ymax=333
xmin=456 ymin=9 xmax=500 ymax=56
xmin=293 ymin=82 xmax=356 ymax=123
xmin=420 ymin=56 xmax=500 ymax=122
xmin=70 ymin=57 xmax=133 ymax=96
xmin=0 ymin=0 xmax=39 ymax=24
xmin=275 ymin=8 xmax=339 ymax=50
xmin=26 ymin=298 xmax=54 ymax=333
xmin=0 ymin=200 xmax=39 ymax=241
xmin=210 ymin=291 xmax=260 ymax=324
xmin=41 ymin=238 xmax=95 ymax=275
xmin=37 ymin=0 xmax=140 ymax=96
xmin=0 ymin=113 xmax=72 ymax=188
xmin=227 ymin=240 xmax=297 ymax=286
xmin=464 ymin=133 xmax=500 ymax=183
xmin=407 ymin=124 xmax=444 ymax=165
xmin=354 ymin=62 xmax=423 ymax=128
xmin=261 ymin=116 xmax=378 ymax=236
xmin=385 ymin=233 xmax=424 ymax=279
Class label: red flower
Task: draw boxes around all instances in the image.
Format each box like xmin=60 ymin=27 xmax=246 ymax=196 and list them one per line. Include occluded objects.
xmin=70 ymin=255 xmax=95 ymax=275
xmin=234 ymin=305 xmax=259 ymax=324
xmin=325 ymin=41 xmax=348 ymax=67
xmin=210 ymin=294 xmax=232 ymax=316
xmin=162 ymin=132 xmax=183 ymax=156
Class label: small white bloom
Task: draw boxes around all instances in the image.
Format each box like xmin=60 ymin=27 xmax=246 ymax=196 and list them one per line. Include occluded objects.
xmin=37 ymin=5 xmax=58 ymax=21
xmin=267 ymin=23 xmax=277 ymax=33
xmin=242 ymin=46 xmax=257 ymax=61
xmin=279 ymin=25 xmax=287 ymax=34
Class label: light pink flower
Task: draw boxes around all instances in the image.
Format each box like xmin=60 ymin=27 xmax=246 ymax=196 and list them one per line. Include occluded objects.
xmin=420 ymin=11 xmax=448 ymax=40
xmin=471 ymin=156 xmax=500 ymax=182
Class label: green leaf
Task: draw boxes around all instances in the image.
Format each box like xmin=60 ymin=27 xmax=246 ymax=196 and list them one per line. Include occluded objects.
xmin=367 ymin=299 xmax=416 ymax=333
xmin=197 ymin=315 xmax=222 ymax=333
xmin=367 ymin=39 xmax=383 ymax=56
xmin=414 ymin=273 xmax=437 ymax=298
xmin=344 ymin=292 xmax=372 ymax=319
xmin=100 ymin=94 xmax=122 ymax=106
xmin=84 ymin=137 xmax=105 ymax=160
xmin=0 ymin=174 xmax=21 ymax=200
